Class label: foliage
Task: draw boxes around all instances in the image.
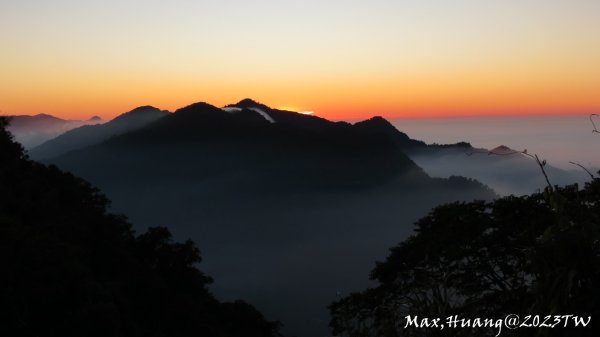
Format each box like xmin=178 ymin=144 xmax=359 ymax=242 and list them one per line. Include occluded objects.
xmin=330 ymin=178 xmax=600 ymax=337
xmin=0 ymin=116 xmax=281 ymax=337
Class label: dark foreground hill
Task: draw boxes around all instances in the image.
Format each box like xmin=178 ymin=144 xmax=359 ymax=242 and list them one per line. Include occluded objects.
xmin=46 ymin=99 xmax=496 ymax=337
xmin=0 ymin=117 xmax=280 ymax=337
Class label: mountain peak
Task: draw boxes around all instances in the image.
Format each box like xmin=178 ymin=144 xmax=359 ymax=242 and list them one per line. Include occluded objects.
xmin=489 ymin=145 xmax=517 ymax=154
xmin=122 ymin=105 xmax=166 ymax=117
xmin=358 ymin=116 xmax=394 ymax=127
xmin=129 ymin=105 xmax=162 ymax=114
xmin=34 ymin=113 xmax=62 ymax=120
xmin=170 ymin=102 xmax=231 ymax=122
xmin=177 ymin=102 xmax=222 ymax=113
xmin=238 ymin=98 xmax=259 ymax=104
xmin=227 ymin=98 xmax=271 ymax=111
xmin=111 ymin=106 xmax=169 ymax=124
xmin=88 ymin=116 xmax=102 ymax=121
xmin=353 ymin=116 xmax=399 ymax=134
xmin=353 ymin=116 xmax=427 ymax=149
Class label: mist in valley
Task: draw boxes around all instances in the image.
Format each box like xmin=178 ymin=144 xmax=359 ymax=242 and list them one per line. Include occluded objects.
xmin=42 ymin=101 xmax=497 ymax=336
xmin=390 ymin=115 xmax=598 ymax=196
xmin=20 ymin=103 xmax=596 ymax=336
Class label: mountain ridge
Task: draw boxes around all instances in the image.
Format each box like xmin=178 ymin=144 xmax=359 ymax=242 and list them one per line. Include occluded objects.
xmin=6 ymin=113 xmax=104 ymax=148
xmin=43 ymin=99 xmax=496 ymax=337
xmin=29 ymin=106 xmax=169 ymax=160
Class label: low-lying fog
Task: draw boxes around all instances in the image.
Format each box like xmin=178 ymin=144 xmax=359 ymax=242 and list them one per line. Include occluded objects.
xmin=391 ymin=114 xmax=599 ymax=171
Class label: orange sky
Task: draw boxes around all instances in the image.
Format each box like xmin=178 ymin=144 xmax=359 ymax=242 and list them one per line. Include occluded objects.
xmin=1 ymin=1 xmax=599 ymax=120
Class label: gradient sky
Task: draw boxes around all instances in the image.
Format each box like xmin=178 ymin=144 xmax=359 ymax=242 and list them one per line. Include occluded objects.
xmin=1 ymin=0 xmax=599 ymax=120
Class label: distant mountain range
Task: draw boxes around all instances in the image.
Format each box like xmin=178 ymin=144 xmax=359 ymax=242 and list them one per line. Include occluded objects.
xmin=403 ymin=141 xmax=590 ymax=196
xmin=14 ymin=99 xmax=591 ymax=336
xmin=48 ymin=99 xmax=492 ymax=193
xmin=19 ymin=103 xmax=591 ymax=198
xmin=5 ymin=113 xmax=103 ymax=148
xmin=36 ymin=99 xmax=495 ymax=337
xmin=29 ymin=106 xmax=169 ymax=160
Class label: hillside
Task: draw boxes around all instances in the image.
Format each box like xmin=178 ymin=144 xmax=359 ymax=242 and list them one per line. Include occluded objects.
xmin=0 ymin=117 xmax=280 ymax=337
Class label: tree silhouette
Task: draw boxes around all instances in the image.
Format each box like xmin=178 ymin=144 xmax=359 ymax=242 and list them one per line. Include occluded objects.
xmin=0 ymin=116 xmax=281 ymax=337
xmin=330 ymin=179 xmax=600 ymax=336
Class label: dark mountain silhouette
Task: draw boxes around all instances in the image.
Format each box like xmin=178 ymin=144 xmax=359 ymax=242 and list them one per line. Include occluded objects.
xmin=5 ymin=113 xmax=103 ymax=148
xmin=29 ymin=106 xmax=169 ymax=160
xmin=43 ymin=99 xmax=496 ymax=337
xmin=226 ymin=98 xmax=272 ymax=111
xmin=224 ymin=98 xmax=335 ymax=131
xmin=353 ymin=116 xmax=426 ymax=149
xmin=0 ymin=117 xmax=281 ymax=337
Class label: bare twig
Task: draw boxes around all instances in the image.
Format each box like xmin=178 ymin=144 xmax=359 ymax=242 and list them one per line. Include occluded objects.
xmin=531 ymin=154 xmax=553 ymax=192
xmin=568 ymin=161 xmax=595 ymax=180
xmin=467 ymin=147 xmax=554 ymax=192
xmin=591 ymin=114 xmax=599 ymax=133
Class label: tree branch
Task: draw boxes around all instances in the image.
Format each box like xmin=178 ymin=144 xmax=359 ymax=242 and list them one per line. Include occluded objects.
xmin=569 ymin=161 xmax=595 ymax=180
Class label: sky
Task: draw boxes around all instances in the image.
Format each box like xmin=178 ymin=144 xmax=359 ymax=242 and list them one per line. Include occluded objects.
xmin=1 ymin=0 xmax=599 ymax=120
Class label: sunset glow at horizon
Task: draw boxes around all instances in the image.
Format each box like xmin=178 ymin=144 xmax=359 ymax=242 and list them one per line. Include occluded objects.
xmin=1 ymin=0 xmax=599 ymax=120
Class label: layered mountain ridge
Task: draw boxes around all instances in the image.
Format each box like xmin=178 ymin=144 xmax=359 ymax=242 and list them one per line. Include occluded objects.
xmin=29 ymin=106 xmax=168 ymax=160
xmin=5 ymin=113 xmax=103 ymax=148
xmin=36 ymin=99 xmax=495 ymax=337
